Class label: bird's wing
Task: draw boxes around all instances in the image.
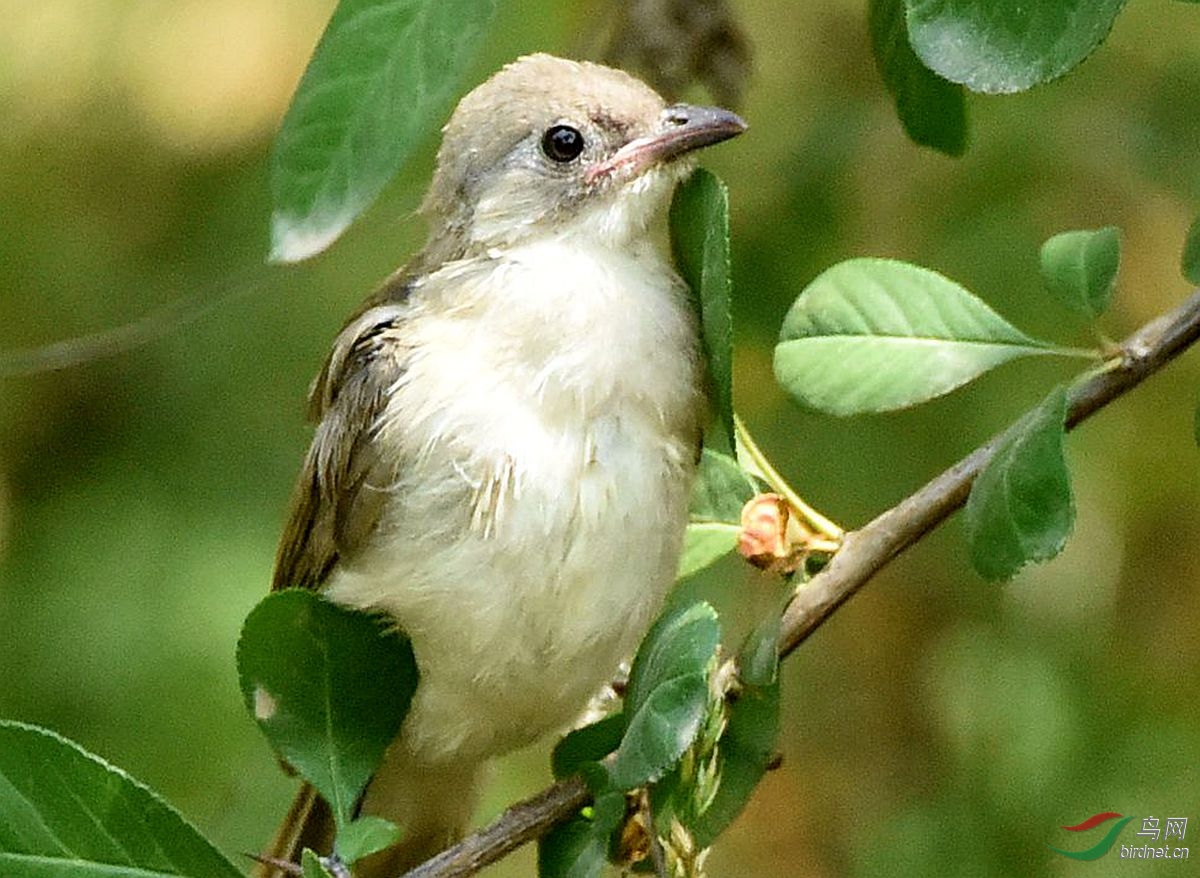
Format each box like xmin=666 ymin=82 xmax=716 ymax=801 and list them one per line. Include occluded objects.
xmin=272 ymin=299 xmax=412 ymax=592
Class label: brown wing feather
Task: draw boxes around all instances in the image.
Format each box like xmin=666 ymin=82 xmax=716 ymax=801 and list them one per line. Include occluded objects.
xmin=251 ymin=782 xmax=334 ymax=878
xmin=272 ymin=295 xmax=413 ymax=593
xmin=261 ymin=276 xmax=419 ymax=872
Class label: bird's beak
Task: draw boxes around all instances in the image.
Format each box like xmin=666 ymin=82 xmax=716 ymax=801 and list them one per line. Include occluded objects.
xmin=586 ymin=104 xmax=747 ymax=184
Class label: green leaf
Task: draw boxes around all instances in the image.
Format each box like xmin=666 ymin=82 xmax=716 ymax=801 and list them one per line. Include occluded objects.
xmin=775 ymin=258 xmax=1059 ymax=415
xmin=678 ymin=523 xmax=741 ymax=579
xmin=1183 ymin=214 xmax=1200 ymax=285
xmin=0 ymin=721 xmax=243 ymax=878
xmin=301 ymin=849 xmax=335 ymax=878
xmin=965 ymin=385 xmax=1075 ymax=581
xmin=625 ymin=602 xmax=721 ymax=717
xmin=678 ymin=449 xmax=758 ymax=579
xmin=690 ymin=449 xmax=757 ymax=523
xmin=1039 ymin=227 xmax=1121 ymax=317
xmin=868 ymin=0 xmax=967 ymax=156
xmin=552 ymin=714 xmax=627 ymax=781
xmin=690 ymin=617 xmax=781 ymax=845
xmin=691 ymin=682 xmax=780 ymax=847
xmin=671 ymin=169 xmax=735 ymax=450
xmin=335 ymin=816 xmax=403 ymax=865
xmin=537 ymin=791 xmax=625 ymax=878
xmin=905 ymin=0 xmax=1128 ymax=94
xmin=609 ymin=672 xmax=710 ymax=790
xmin=236 ymin=589 xmax=418 ymax=826
xmin=610 ymin=602 xmax=721 ymax=791
xmin=737 ymin=614 xmax=781 ymax=690
xmin=269 ymin=0 xmax=498 ymax=262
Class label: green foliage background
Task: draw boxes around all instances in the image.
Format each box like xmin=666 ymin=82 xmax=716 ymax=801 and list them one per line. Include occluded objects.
xmin=1 ymin=1 xmax=1197 ymax=875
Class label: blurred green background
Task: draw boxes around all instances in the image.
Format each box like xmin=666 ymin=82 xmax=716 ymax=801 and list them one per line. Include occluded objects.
xmin=1 ymin=1 xmax=1198 ymax=875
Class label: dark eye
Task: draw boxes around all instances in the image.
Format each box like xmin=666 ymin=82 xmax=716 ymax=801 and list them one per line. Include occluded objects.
xmin=541 ymin=125 xmax=585 ymax=163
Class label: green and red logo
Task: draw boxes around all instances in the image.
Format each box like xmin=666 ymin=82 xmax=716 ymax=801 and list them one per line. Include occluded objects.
xmin=1047 ymin=812 xmax=1136 ymax=860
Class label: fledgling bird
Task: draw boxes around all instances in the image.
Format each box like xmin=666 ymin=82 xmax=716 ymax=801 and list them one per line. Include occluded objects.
xmin=257 ymin=53 xmax=746 ymax=877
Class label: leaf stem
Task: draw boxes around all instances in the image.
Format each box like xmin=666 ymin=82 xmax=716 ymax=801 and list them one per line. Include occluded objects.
xmin=805 ymin=538 xmax=843 ymax=554
xmin=734 ymin=415 xmax=844 ymax=540
xmin=1045 ymin=344 xmax=1104 ymax=360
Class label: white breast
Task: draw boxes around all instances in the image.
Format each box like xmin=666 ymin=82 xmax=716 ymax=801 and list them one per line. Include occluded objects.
xmin=325 ymin=234 xmax=702 ymax=764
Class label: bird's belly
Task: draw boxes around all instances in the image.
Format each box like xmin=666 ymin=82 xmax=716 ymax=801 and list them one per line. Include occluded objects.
xmin=324 ymin=235 xmax=701 ymax=765
xmin=325 ymin=409 xmax=694 ymax=764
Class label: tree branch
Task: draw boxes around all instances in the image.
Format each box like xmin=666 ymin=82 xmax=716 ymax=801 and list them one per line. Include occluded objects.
xmin=402 ymin=776 xmax=589 ymax=878
xmin=780 ymin=287 xmax=1200 ymax=656
xmin=402 ymin=288 xmax=1200 ymax=878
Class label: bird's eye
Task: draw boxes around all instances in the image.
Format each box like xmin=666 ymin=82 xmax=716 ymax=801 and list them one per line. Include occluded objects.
xmin=541 ymin=125 xmax=585 ymax=163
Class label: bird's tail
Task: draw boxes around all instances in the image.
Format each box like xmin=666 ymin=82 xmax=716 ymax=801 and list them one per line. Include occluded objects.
xmin=252 ymin=782 xmax=334 ymax=878
xmin=253 ymin=749 xmax=483 ymax=878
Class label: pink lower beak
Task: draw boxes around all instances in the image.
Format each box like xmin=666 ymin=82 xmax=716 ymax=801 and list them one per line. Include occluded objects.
xmin=586 ymin=104 xmax=747 ymax=184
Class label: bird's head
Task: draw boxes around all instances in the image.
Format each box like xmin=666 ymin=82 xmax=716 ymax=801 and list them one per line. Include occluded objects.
xmin=422 ymin=54 xmax=746 ymax=255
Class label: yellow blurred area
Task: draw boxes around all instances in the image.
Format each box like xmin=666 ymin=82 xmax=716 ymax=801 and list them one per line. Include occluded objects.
xmin=1 ymin=0 xmax=330 ymax=152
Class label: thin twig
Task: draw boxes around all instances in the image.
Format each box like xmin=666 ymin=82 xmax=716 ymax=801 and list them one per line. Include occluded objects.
xmin=401 ymin=777 xmax=589 ymax=878
xmin=402 ymin=288 xmax=1200 ymax=878
xmin=0 ymin=264 xmax=277 ymax=377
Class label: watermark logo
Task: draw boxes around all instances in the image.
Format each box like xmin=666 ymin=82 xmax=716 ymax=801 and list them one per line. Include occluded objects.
xmin=1047 ymin=812 xmax=1189 ymax=862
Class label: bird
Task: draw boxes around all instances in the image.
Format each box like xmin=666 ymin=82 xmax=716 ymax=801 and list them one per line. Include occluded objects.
xmin=256 ymin=52 xmax=746 ymax=878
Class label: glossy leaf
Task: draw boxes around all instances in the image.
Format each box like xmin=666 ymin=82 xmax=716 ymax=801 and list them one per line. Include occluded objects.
xmin=1183 ymin=214 xmax=1200 ymax=285
xmin=1039 ymin=227 xmax=1120 ymax=317
xmin=905 ymin=0 xmax=1128 ymax=94
xmin=775 ymin=258 xmax=1057 ymax=415
xmin=552 ymin=714 xmax=627 ymax=781
xmin=869 ymin=0 xmax=967 ymax=155
xmin=690 ymin=448 xmax=758 ymax=523
xmin=690 ymin=617 xmax=781 ymax=845
xmin=0 ymin=721 xmax=243 ymax=878
xmin=335 ymin=816 xmax=402 ymax=865
xmin=237 ymin=590 xmax=418 ymax=825
xmin=671 ymin=169 xmax=735 ymax=450
xmin=609 ymin=672 xmax=710 ymax=790
xmin=678 ymin=523 xmax=741 ymax=579
xmin=737 ymin=613 xmax=782 ymax=690
xmin=537 ymin=791 xmax=625 ymax=878
xmin=625 ymin=602 xmax=721 ymax=716
xmin=302 ymin=850 xmax=335 ymax=878
xmin=269 ymin=0 xmax=497 ymax=262
xmin=965 ymin=385 xmax=1074 ymax=581
xmin=611 ymin=602 xmax=721 ymax=791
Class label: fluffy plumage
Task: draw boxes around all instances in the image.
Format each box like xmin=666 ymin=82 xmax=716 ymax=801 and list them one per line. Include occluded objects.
xmin=257 ymin=53 xmax=745 ymax=877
